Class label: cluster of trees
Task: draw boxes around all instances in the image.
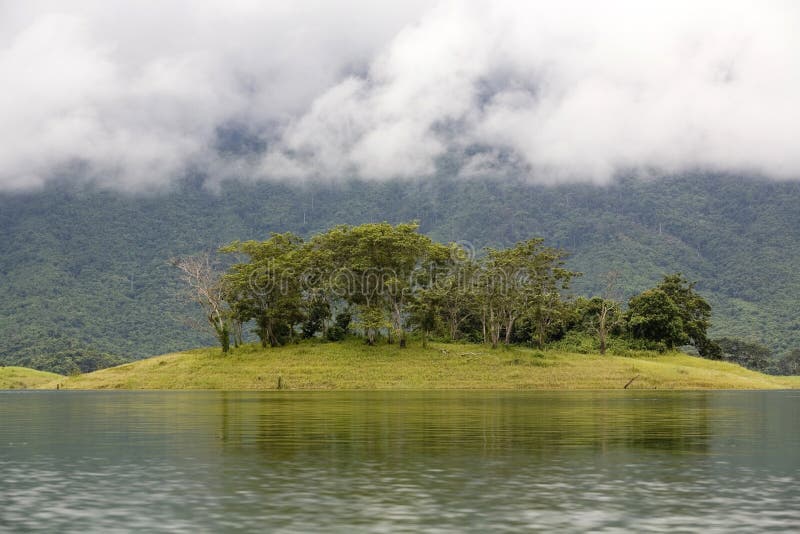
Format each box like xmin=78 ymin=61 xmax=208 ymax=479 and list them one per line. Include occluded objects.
xmin=0 ymin=334 xmax=127 ymax=375
xmin=175 ymin=222 xmax=724 ymax=359
xmin=714 ymin=338 xmax=800 ymax=375
xmin=175 ymin=222 xmax=577 ymax=351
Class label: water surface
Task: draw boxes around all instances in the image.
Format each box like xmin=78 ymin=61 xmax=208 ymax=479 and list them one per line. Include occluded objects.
xmin=1 ymin=391 xmax=798 ymax=532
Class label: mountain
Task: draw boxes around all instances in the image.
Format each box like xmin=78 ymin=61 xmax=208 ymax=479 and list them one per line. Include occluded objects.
xmin=1 ymin=173 xmax=799 ymax=371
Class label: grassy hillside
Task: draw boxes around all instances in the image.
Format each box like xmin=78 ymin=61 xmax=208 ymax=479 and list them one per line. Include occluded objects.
xmin=0 ymin=367 xmax=61 ymax=389
xmin=42 ymin=340 xmax=798 ymax=391
xmin=3 ymin=173 xmax=800 ymax=370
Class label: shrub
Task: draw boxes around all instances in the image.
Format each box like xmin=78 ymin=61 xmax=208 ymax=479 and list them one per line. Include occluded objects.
xmin=326 ymin=325 xmax=346 ymax=342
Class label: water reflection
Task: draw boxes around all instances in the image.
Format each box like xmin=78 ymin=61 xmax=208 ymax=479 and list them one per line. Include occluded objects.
xmin=212 ymin=392 xmax=714 ymax=458
xmin=1 ymin=391 xmax=798 ymax=532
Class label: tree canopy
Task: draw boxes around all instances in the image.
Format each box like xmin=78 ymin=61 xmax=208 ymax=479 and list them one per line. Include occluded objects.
xmin=627 ymin=274 xmax=719 ymax=357
xmin=177 ymin=222 xmax=582 ymax=352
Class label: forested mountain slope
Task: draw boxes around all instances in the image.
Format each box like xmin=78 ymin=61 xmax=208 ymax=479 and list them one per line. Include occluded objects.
xmin=1 ymin=173 xmax=799 ymax=369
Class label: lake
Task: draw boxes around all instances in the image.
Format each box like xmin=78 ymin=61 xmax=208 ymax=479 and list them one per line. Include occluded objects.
xmin=1 ymin=391 xmax=798 ymax=532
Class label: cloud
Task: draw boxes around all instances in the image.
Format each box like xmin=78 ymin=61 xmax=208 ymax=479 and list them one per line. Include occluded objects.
xmin=0 ymin=0 xmax=798 ymax=191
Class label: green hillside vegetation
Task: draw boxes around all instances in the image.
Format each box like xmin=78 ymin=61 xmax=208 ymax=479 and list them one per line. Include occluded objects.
xmin=0 ymin=340 xmax=128 ymax=375
xmin=3 ymin=173 xmax=800 ymax=371
xmin=42 ymin=340 xmax=798 ymax=391
xmin=0 ymin=366 xmax=61 ymax=389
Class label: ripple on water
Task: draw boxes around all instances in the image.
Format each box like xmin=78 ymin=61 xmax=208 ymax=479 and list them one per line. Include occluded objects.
xmin=0 ymin=390 xmax=798 ymax=532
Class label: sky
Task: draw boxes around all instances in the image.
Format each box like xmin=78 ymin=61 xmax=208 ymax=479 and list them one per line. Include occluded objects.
xmin=1 ymin=0 xmax=798 ymax=191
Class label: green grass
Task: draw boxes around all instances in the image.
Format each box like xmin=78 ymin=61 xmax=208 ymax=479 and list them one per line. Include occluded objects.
xmin=40 ymin=339 xmax=799 ymax=390
xmin=0 ymin=366 xmax=61 ymax=389
xmin=779 ymin=375 xmax=800 ymax=388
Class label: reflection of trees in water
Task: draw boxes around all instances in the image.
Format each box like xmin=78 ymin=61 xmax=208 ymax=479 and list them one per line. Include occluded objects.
xmin=213 ymin=392 xmax=711 ymax=464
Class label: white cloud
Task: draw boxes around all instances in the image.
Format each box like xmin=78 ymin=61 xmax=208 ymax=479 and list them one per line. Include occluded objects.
xmin=0 ymin=0 xmax=798 ymax=191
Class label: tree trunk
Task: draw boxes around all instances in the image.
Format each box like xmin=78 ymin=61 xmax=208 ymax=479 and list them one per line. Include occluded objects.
xmin=449 ymin=316 xmax=458 ymax=341
xmin=232 ymin=320 xmax=243 ymax=348
xmin=391 ymin=303 xmax=405 ymax=347
xmin=215 ymin=321 xmax=230 ymax=354
xmin=257 ymin=316 xmax=269 ymax=348
xmin=490 ymin=320 xmax=501 ymax=349
xmin=536 ymin=321 xmax=545 ymax=350
xmin=504 ymin=317 xmax=515 ymax=345
xmin=268 ymin=323 xmax=279 ymax=347
xmin=481 ymin=309 xmax=487 ymax=344
xmin=599 ymin=307 xmax=608 ymax=355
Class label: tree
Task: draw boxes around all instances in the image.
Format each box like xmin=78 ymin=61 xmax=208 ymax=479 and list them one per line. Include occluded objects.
xmin=526 ymin=278 xmax=574 ymax=350
xmin=596 ymin=271 xmax=622 ymax=355
xmin=414 ymin=243 xmax=478 ymax=341
xmin=301 ymin=295 xmax=331 ymax=339
xmin=657 ymin=274 xmax=720 ymax=358
xmin=308 ymin=222 xmax=443 ymax=346
xmin=172 ymin=253 xmax=232 ymax=353
xmin=715 ymin=337 xmax=772 ymax=371
xmin=627 ymin=274 xmax=720 ymax=356
xmin=573 ymin=295 xmax=624 ymax=355
xmin=356 ymin=305 xmax=390 ymax=346
xmin=221 ymin=233 xmax=305 ymax=347
xmin=476 ymin=239 xmax=577 ymax=349
xmin=595 ymin=297 xmax=621 ymax=355
xmin=408 ymin=295 xmax=439 ymax=348
xmin=627 ymin=288 xmax=685 ymax=349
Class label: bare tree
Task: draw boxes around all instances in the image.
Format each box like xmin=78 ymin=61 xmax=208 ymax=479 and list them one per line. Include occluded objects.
xmin=597 ymin=271 xmax=621 ymax=355
xmin=171 ymin=253 xmax=231 ymax=353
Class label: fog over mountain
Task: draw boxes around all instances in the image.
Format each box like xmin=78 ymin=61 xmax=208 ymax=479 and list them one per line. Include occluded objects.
xmin=1 ymin=0 xmax=798 ymax=191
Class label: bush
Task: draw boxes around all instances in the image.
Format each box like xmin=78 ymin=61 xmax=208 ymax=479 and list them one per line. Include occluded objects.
xmin=334 ymin=312 xmax=352 ymax=332
xmin=30 ymin=348 xmax=128 ymax=375
xmin=325 ymin=325 xmax=346 ymax=342
xmin=549 ymin=331 xmax=598 ymax=354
